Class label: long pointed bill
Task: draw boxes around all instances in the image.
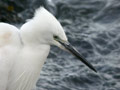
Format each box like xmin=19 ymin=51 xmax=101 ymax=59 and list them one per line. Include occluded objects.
xmin=58 ymin=40 xmax=97 ymax=73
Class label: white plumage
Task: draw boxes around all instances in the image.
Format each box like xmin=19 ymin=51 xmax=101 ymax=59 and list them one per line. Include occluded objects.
xmin=0 ymin=7 xmax=67 ymax=90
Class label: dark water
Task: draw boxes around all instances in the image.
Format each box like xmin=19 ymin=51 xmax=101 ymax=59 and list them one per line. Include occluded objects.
xmin=34 ymin=0 xmax=120 ymax=90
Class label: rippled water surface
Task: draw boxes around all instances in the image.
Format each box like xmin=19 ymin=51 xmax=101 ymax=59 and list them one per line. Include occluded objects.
xmin=36 ymin=0 xmax=120 ymax=90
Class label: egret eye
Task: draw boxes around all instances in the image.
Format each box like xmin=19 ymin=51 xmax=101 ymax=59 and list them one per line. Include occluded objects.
xmin=53 ymin=35 xmax=59 ymax=40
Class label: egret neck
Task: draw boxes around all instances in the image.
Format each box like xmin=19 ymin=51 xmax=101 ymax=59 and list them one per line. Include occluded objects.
xmin=7 ymin=21 xmax=50 ymax=90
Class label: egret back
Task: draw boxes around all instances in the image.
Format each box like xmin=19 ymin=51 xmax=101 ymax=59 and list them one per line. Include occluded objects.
xmin=0 ymin=23 xmax=21 ymax=90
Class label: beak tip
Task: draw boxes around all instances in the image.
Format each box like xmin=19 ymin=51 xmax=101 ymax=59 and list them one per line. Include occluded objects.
xmin=91 ymin=67 xmax=97 ymax=73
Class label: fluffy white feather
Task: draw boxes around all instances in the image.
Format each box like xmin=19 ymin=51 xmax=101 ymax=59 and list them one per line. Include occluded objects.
xmin=0 ymin=7 xmax=67 ymax=90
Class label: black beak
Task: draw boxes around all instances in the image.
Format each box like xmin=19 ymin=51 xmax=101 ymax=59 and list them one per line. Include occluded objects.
xmin=58 ymin=40 xmax=97 ymax=73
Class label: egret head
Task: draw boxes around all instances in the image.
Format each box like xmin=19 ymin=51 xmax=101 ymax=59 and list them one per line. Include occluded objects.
xmin=31 ymin=7 xmax=68 ymax=48
xmin=21 ymin=7 xmax=97 ymax=73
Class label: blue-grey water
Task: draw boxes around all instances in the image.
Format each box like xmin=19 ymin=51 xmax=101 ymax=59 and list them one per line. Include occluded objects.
xmin=33 ymin=0 xmax=120 ymax=90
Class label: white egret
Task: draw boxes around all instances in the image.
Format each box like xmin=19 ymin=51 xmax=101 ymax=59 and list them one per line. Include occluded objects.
xmin=0 ymin=7 xmax=97 ymax=90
